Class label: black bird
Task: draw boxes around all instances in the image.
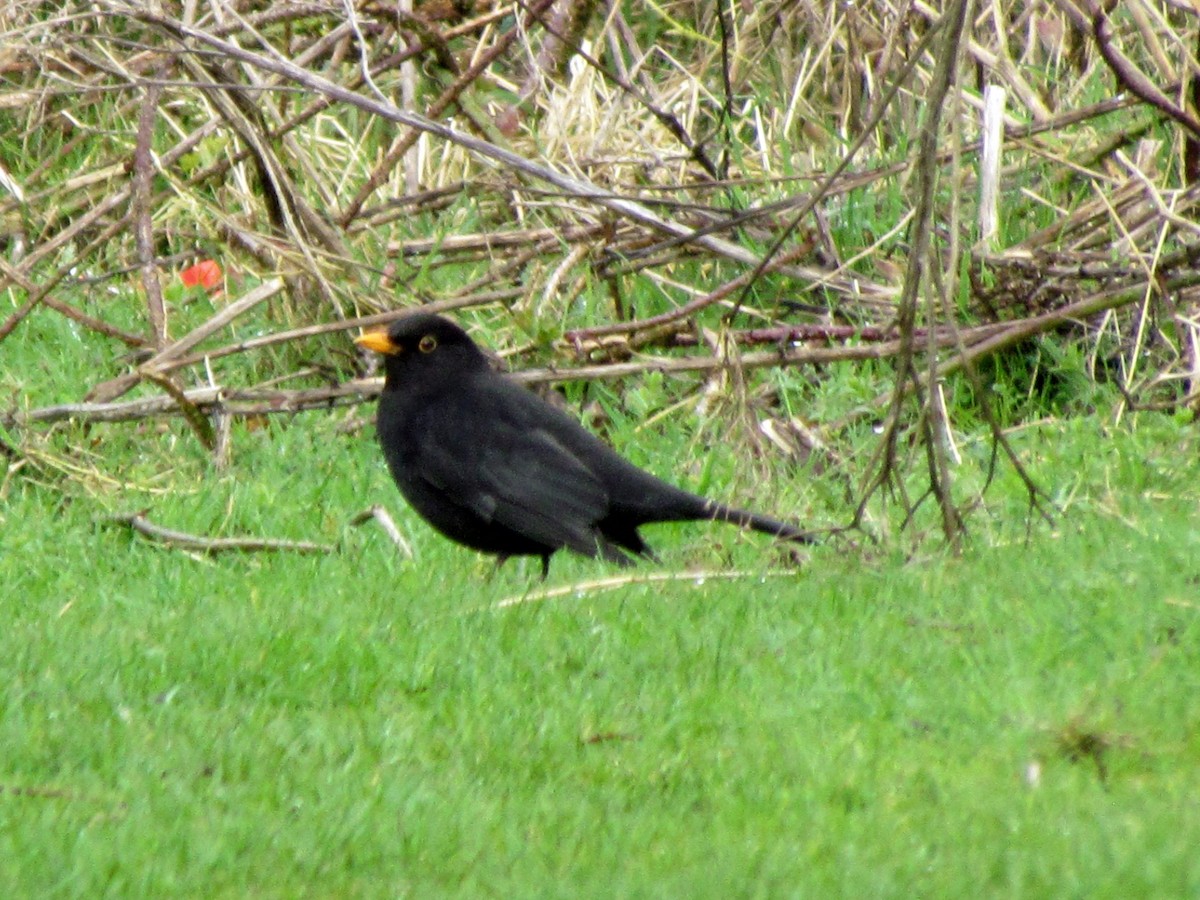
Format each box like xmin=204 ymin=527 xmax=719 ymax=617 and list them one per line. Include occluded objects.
xmin=356 ymin=313 xmax=812 ymax=576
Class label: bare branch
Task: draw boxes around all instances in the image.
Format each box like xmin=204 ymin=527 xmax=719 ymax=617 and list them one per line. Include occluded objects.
xmin=107 ymin=511 xmax=334 ymax=554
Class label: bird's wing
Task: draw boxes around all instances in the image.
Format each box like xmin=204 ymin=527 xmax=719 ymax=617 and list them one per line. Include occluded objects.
xmin=415 ymin=402 xmax=613 ymax=557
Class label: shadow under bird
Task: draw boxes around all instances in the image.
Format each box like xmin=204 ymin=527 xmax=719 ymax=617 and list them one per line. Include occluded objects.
xmin=356 ymin=313 xmax=813 ymax=577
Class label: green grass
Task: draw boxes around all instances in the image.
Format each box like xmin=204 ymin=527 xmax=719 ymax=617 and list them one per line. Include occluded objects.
xmin=3 ymin=410 xmax=1199 ymax=896
xmin=5 ymin=3 xmax=1198 ymax=894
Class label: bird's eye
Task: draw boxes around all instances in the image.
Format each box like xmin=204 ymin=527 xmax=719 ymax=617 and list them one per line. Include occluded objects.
xmin=418 ymin=334 xmax=437 ymax=353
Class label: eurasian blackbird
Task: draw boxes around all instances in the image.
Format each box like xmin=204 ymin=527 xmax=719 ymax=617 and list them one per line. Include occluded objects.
xmin=356 ymin=313 xmax=812 ymax=576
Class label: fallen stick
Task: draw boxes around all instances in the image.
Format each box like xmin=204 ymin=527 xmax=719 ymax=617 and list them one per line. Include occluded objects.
xmin=108 ymin=511 xmax=333 ymax=554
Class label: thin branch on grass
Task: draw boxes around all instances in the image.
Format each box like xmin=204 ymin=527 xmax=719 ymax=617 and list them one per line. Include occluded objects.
xmin=108 ymin=511 xmax=334 ymax=554
xmin=488 ymin=569 xmax=802 ymax=611
xmin=350 ymin=504 xmax=414 ymax=557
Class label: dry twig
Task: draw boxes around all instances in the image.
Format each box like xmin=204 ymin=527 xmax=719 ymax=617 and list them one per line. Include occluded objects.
xmin=108 ymin=511 xmax=334 ymax=554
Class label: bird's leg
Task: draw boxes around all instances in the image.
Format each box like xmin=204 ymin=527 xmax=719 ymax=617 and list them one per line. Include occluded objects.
xmin=487 ymin=554 xmax=510 ymax=581
xmin=539 ymin=554 xmax=551 ymax=581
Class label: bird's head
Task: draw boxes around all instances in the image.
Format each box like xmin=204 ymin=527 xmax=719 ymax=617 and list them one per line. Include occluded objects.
xmin=355 ymin=313 xmax=489 ymax=387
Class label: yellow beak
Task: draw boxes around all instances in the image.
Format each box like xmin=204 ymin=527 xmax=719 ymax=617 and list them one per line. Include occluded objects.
xmin=355 ymin=329 xmax=399 ymax=354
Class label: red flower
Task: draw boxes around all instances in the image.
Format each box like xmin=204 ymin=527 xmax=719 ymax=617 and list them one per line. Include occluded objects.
xmin=180 ymin=259 xmax=222 ymax=290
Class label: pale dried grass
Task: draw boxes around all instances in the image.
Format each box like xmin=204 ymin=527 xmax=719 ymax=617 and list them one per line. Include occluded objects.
xmin=1 ymin=0 xmax=1198 ymax=536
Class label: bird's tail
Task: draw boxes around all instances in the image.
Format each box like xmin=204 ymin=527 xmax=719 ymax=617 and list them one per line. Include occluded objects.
xmin=707 ymin=502 xmax=816 ymax=544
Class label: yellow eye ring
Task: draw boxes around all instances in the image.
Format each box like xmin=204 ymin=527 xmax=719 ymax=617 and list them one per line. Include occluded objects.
xmin=418 ymin=334 xmax=437 ymax=353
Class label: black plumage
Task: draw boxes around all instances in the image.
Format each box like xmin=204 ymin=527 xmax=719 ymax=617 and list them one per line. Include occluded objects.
xmin=357 ymin=313 xmax=811 ymax=576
